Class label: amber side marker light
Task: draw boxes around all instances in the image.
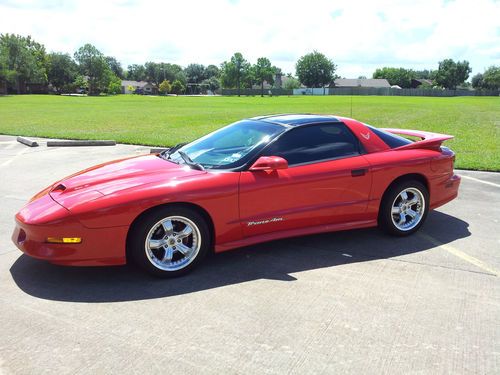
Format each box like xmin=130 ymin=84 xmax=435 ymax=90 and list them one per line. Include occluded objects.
xmin=46 ymin=237 xmax=82 ymax=244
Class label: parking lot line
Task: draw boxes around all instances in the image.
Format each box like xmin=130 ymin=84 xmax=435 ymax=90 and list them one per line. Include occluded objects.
xmin=460 ymin=175 xmax=500 ymax=188
xmin=4 ymin=142 xmax=17 ymax=150
xmin=0 ymin=148 xmax=29 ymax=168
xmin=419 ymin=233 xmax=499 ymax=276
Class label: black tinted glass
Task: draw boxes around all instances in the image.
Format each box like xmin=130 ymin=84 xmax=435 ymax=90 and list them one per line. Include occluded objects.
xmin=366 ymin=125 xmax=412 ymax=148
xmin=263 ymin=123 xmax=361 ymax=165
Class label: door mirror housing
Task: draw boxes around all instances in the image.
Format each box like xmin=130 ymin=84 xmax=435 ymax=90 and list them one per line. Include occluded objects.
xmin=249 ymin=156 xmax=288 ymax=171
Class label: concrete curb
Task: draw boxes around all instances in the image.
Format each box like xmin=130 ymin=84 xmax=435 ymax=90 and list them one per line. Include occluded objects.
xmin=46 ymin=140 xmax=116 ymax=147
xmin=16 ymin=136 xmax=39 ymax=147
xmin=150 ymin=148 xmax=168 ymax=154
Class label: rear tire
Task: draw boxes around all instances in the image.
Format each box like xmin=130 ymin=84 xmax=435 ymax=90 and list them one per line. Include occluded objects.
xmin=379 ymin=180 xmax=429 ymax=236
xmin=128 ymin=206 xmax=210 ymax=278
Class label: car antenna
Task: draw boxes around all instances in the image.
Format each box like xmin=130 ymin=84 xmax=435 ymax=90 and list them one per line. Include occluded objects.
xmin=350 ymin=87 xmax=353 ymax=118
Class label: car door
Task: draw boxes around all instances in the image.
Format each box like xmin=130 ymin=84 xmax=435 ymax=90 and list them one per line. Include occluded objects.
xmin=238 ymin=122 xmax=372 ymax=238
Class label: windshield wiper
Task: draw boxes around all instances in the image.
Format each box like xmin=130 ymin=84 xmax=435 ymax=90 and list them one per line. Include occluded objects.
xmin=160 ymin=142 xmax=187 ymax=159
xmin=178 ymin=151 xmax=205 ymax=171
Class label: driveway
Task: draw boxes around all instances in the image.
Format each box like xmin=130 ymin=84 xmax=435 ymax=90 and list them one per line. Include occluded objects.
xmin=0 ymin=135 xmax=498 ymax=374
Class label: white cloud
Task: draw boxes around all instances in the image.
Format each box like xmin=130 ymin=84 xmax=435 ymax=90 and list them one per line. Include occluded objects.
xmin=0 ymin=0 xmax=499 ymax=77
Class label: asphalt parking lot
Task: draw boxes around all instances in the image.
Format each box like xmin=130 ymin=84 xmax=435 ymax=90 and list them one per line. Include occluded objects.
xmin=0 ymin=135 xmax=498 ymax=374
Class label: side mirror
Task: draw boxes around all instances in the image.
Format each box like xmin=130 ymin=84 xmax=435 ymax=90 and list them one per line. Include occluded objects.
xmin=249 ymin=156 xmax=288 ymax=171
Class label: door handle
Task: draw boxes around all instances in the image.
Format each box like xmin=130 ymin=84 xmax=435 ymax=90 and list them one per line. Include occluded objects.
xmin=351 ymin=168 xmax=367 ymax=177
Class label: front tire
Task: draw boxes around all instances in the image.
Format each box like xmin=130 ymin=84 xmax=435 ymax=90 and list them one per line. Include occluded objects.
xmin=128 ymin=206 xmax=210 ymax=277
xmin=379 ymin=180 xmax=429 ymax=236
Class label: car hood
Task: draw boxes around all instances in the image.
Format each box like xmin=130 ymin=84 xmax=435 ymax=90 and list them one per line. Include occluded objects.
xmin=48 ymin=154 xmax=205 ymax=210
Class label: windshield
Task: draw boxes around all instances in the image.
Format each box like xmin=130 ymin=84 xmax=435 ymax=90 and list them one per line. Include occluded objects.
xmin=167 ymin=120 xmax=285 ymax=170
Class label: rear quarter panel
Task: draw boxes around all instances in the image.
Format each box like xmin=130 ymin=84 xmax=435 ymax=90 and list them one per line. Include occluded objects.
xmin=363 ymin=149 xmax=453 ymax=216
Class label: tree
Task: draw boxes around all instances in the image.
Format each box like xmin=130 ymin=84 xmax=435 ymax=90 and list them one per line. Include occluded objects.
xmin=205 ymin=64 xmax=220 ymax=79
xmin=184 ymin=63 xmax=207 ymax=94
xmin=295 ymin=51 xmax=336 ymax=88
xmin=144 ymin=62 xmax=185 ymax=87
xmin=26 ymin=37 xmax=48 ymax=84
xmin=73 ymin=75 xmax=88 ymax=93
xmin=143 ymin=62 xmax=185 ymax=87
xmin=372 ymin=67 xmax=415 ymax=88
xmin=0 ymin=49 xmax=7 ymax=87
xmin=418 ymin=81 xmax=434 ymax=90
xmin=106 ymin=56 xmax=124 ymax=79
xmin=170 ymin=79 xmax=185 ymax=94
xmin=47 ymin=52 xmax=78 ymax=93
xmin=185 ymin=63 xmax=206 ymax=84
xmin=159 ymin=79 xmax=171 ymax=95
xmin=471 ymin=73 xmax=484 ymax=89
xmin=74 ymin=44 xmax=111 ymax=95
xmin=172 ymin=68 xmax=187 ymax=84
xmin=482 ymin=66 xmax=500 ymax=90
xmin=252 ymin=57 xmax=275 ymax=97
xmin=283 ymin=76 xmax=301 ymax=90
xmin=201 ymin=76 xmax=220 ymax=93
xmin=220 ymin=52 xmax=251 ymax=96
xmin=144 ymin=62 xmax=162 ymax=86
xmin=107 ymin=74 xmax=122 ymax=95
xmin=165 ymin=63 xmax=185 ymax=83
xmin=127 ymin=64 xmax=146 ymax=81
xmin=414 ymin=69 xmax=434 ymax=80
xmin=0 ymin=34 xmax=47 ymax=93
xmin=433 ymin=59 xmax=471 ymax=89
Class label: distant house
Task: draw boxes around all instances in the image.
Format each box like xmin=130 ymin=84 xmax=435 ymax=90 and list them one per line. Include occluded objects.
xmin=410 ymin=79 xmax=433 ymax=88
xmin=251 ymin=73 xmax=289 ymax=90
xmin=121 ymin=80 xmax=158 ymax=94
xmin=332 ymin=78 xmax=391 ymax=88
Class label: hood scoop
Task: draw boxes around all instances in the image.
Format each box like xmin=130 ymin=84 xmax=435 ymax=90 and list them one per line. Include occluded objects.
xmin=47 ymin=155 xmax=205 ymax=211
xmin=51 ymin=183 xmax=66 ymax=193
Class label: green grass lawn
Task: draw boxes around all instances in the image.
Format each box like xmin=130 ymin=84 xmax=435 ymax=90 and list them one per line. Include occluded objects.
xmin=0 ymin=94 xmax=499 ymax=170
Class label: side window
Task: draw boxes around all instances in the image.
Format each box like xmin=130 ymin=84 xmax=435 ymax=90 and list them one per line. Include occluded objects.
xmin=263 ymin=123 xmax=360 ymax=166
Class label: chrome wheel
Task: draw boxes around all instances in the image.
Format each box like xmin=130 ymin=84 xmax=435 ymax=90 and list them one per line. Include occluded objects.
xmin=144 ymin=216 xmax=201 ymax=271
xmin=390 ymin=188 xmax=425 ymax=231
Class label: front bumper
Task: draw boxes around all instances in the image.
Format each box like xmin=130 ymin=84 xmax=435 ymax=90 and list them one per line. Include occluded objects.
xmin=11 ymin=195 xmax=129 ymax=266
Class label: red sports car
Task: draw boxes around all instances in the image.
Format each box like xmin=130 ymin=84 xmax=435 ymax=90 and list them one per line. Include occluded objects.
xmin=12 ymin=114 xmax=460 ymax=277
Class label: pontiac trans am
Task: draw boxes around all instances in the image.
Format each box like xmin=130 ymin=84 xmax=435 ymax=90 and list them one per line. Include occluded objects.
xmin=12 ymin=114 xmax=461 ymax=277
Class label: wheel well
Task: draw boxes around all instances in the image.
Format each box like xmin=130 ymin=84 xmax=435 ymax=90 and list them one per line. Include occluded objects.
xmin=125 ymin=202 xmax=216 ymax=262
xmin=379 ymin=173 xmax=429 ymax=212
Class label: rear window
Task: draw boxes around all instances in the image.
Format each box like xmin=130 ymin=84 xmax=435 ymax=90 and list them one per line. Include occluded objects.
xmin=366 ymin=125 xmax=412 ymax=148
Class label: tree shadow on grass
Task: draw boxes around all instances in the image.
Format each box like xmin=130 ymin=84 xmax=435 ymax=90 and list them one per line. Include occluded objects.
xmin=9 ymin=211 xmax=471 ymax=303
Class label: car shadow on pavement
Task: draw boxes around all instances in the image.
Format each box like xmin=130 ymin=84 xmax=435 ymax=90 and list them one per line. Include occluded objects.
xmin=9 ymin=210 xmax=471 ymax=303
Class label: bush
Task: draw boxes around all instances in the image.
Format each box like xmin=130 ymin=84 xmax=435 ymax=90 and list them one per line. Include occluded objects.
xmin=159 ymin=79 xmax=171 ymax=95
xmin=171 ymin=79 xmax=185 ymax=95
xmin=73 ymin=75 xmax=88 ymax=93
xmin=283 ymin=76 xmax=301 ymax=90
xmin=108 ymin=80 xmax=122 ymax=95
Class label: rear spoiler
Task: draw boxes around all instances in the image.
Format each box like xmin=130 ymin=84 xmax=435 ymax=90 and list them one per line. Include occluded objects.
xmin=381 ymin=128 xmax=453 ymax=150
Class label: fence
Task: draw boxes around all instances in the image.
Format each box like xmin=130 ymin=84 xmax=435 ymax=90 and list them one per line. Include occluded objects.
xmin=292 ymin=87 xmax=499 ymax=97
xmin=221 ymin=88 xmax=293 ymax=96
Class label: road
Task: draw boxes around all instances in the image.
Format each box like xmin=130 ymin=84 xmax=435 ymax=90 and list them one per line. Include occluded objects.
xmin=0 ymin=135 xmax=498 ymax=374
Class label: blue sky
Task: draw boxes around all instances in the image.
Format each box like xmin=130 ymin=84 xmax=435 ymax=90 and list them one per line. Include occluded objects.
xmin=1 ymin=0 xmax=499 ymax=78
